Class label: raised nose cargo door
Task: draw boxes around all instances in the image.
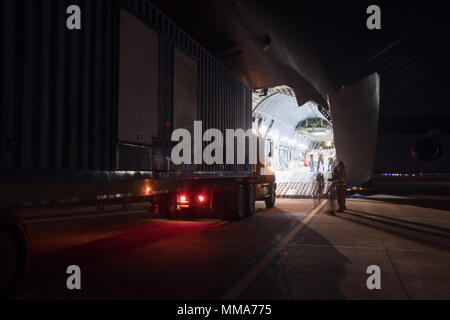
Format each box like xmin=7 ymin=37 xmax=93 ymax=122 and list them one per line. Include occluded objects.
xmin=329 ymin=73 xmax=380 ymax=186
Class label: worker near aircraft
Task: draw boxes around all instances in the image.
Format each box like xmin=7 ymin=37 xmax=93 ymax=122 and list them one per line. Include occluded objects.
xmin=317 ymin=147 xmax=325 ymax=172
xmin=328 ymin=160 xmax=347 ymax=213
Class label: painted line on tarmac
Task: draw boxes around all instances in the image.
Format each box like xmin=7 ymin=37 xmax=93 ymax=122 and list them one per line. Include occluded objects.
xmin=210 ymin=220 xmax=232 ymax=227
xmin=221 ymin=200 xmax=327 ymax=300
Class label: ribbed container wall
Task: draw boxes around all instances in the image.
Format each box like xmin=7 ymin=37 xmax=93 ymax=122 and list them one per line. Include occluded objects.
xmin=0 ymin=0 xmax=118 ymax=171
xmin=1 ymin=0 xmax=252 ymax=174
xmin=198 ymin=52 xmax=252 ymax=173
xmin=122 ymin=0 xmax=252 ymax=173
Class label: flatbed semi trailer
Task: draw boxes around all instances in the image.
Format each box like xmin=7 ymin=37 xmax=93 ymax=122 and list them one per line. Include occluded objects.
xmin=0 ymin=0 xmax=276 ymax=297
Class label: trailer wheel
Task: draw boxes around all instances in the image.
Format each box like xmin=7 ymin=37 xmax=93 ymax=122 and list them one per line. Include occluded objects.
xmin=0 ymin=213 xmax=30 ymax=298
xmin=212 ymin=187 xmax=226 ymax=219
xmin=158 ymin=194 xmax=177 ymax=219
xmin=265 ymin=188 xmax=276 ymax=208
xmin=245 ymin=184 xmax=256 ymax=216
xmin=228 ymin=184 xmax=245 ymax=220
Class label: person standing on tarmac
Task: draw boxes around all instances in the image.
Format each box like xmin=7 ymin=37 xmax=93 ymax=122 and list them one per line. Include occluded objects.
xmin=328 ymin=155 xmax=334 ymax=172
xmin=317 ymin=147 xmax=325 ymax=172
xmin=316 ymin=172 xmax=325 ymax=197
xmin=308 ymin=153 xmax=314 ymax=172
xmin=327 ymin=160 xmax=347 ymax=213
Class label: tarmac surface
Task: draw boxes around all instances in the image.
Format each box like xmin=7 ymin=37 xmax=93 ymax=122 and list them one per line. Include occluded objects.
xmin=14 ymin=196 xmax=450 ymax=299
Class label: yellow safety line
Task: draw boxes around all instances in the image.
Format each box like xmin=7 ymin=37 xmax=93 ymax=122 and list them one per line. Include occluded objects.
xmin=221 ymin=200 xmax=327 ymax=300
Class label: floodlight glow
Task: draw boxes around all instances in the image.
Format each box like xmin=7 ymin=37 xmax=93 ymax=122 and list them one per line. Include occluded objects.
xmin=259 ymin=125 xmax=267 ymax=135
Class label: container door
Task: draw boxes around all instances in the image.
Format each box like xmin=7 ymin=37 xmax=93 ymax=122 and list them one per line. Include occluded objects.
xmin=173 ymin=48 xmax=198 ymax=135
xmin=118 ymin=8 xmax=159 ymax=146
xmin=329 ymin=73 xmax=380 ymax=186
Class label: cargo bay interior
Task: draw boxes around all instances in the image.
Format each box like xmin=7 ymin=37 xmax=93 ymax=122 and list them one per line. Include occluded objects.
xmin=252 ymin=86 xmax=336 ymax=198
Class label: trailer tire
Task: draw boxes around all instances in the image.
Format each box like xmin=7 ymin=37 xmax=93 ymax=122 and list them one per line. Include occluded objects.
xmin=228 ymin=185 xmax=245 ymax=220
xmin=265 ymin=189 xmax=276 ymax=208
xmin=212 ymin=187 xmax=226 ymax=219
xmin=158 ymin=194 xmax=177 ymax=219
xmin=245 ymin=184 xmax=256 ymax=216
xmin=0 ymin=213 xmax=30 ymax=298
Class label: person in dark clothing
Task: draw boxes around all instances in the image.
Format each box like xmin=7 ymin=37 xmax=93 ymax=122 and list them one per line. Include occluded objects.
xmin=308 ymin=153 xmax=314 ymax=172
xmin=328 ymin=156 xmax=334 ymax=172
xmin=328 ymin=160 xmax=346 ymax=213
xmin=316 ymin=172 xmax=325 ymax=196
xmin=317 ymin=147 xmax=324 ymax=172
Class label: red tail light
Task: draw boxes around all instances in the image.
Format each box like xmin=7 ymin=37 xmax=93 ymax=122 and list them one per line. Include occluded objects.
xmin=176 ymin=193 xmax=207 ymax=207
xmin=178 ymin=194 xmax=189 ymax=204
